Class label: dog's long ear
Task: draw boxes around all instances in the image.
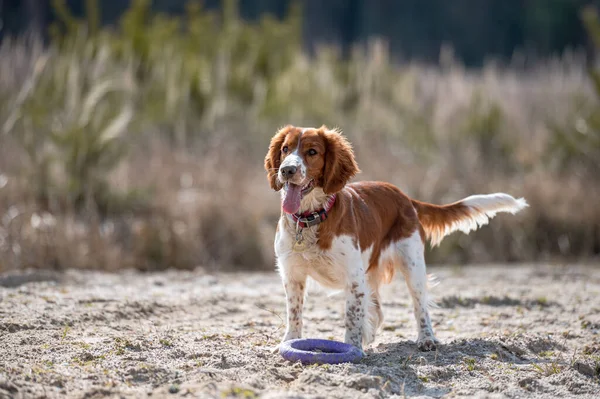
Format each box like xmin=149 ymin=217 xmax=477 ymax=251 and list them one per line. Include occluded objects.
xmin=264 ymin=126 xmax=290 ymax=191
xmin=321 ymin=127 xmax=360 ymax=194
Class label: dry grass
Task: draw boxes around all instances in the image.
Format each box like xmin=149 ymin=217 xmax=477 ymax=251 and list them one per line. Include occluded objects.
xmin=0 ymin=3 xmax=599 ymax=272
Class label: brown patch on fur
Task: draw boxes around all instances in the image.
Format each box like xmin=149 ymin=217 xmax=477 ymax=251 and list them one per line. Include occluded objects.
xmin=318 ymin=181 xmax=420 ymax=273
xmin=319 ymin=127 xmax=360 ymax=194
xmin=380 ymin=257 xmax=396 ymax=284
xmin=410 ymin=199 xmax=472 ymax=244
xmin=264 ymin=125 xmax=291 ymax=191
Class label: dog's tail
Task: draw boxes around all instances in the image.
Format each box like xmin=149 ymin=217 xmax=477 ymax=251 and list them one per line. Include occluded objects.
xmin=411 ymin=193 xmax=528 ymax=247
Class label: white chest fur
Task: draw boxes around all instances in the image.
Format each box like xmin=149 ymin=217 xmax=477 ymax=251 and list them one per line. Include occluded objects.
xmin=275 ymin=218 xmax=363 ymax=289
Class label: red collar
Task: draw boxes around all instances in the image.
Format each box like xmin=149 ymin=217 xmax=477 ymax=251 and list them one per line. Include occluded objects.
xmin=290 ymin=194 xmax=337 ymax=229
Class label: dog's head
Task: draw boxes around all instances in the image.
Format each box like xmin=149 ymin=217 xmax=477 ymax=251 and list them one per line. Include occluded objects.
xmin=264 ymin=125 xmax=359 ymax=214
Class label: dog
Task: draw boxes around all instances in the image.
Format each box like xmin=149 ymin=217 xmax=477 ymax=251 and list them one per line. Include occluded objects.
xmin=264 ymin=125 xmax=527 ymax=351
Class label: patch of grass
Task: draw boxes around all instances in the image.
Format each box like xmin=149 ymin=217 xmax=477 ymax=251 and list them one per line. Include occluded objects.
xmin=582 ymin=345 xmax=599 ymax=356
xmin=159 ymin=338 xmax=173 ymax=347
xmin=593 ymin=357 xmax=600 ymax=377
xmin=60 ymin=325 xmax=70 ymax=343
xmin=535 ymin=297 xmax=549 ymax=307
xmin=580 ymin=319 xmax=600 ymax=330
xmin=113 ymin=337 xmax=142 ymax=355
xmin=72 ymin=355 xmax=94 ymax=367
xmin=72 ymin=341 xmax=92 ymax=350
xmin=30 ymin=365 xmax=49 ymax=376
xmin=463 ymin=357 xmax=477 ymax=371
xmin=192 ymin=356 xmax=204 ymax=368
xmin=221 ymin=386 xmax=257 ymax=398
xmin=532 ymin=362 xmax=563 ymax=376
xmin=440 ymin=295 xmax=472 ymax=308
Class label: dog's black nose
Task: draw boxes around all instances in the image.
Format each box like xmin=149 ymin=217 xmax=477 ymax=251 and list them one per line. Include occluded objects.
xmin=280 ymin=165 xmax=297 ymax=178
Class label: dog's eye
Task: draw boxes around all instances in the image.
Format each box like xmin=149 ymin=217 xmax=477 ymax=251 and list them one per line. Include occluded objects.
xmin=307 ymin=149 xmax=317 ymax=156
xmin=282 ymin=146 xmax=288 ymax=153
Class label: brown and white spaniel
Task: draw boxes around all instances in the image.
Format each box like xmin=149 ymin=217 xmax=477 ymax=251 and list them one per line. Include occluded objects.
xmin=264 ymin=125 xmax=527 ymax=352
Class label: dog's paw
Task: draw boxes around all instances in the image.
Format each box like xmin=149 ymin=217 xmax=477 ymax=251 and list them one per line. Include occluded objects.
xmin=417 ymin=337 xmax=439 ymax=352
xmin=271 ymin=343 xmax=282 ymax=354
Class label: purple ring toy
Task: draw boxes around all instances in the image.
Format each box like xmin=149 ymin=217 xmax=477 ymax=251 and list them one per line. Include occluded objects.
xmin=279 ymin=338 xmax=364 ymax=364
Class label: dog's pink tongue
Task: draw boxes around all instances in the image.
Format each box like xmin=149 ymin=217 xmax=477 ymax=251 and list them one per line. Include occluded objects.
xmin=282 ymin=183 xmax=302 ymax=214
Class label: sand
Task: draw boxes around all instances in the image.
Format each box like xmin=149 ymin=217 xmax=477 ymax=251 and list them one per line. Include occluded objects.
xmin=1 ymin=263 xmax=599 ymax=398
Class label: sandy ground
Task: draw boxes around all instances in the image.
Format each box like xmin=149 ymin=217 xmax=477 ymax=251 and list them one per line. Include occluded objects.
xmin=1 ymin=264 xmax=600 ymax=399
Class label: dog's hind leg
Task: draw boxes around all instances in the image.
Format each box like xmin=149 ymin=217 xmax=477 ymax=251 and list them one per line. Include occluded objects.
xmin=365 ymin=270 xmax=386 ymax=345
xmin=396 ymin=229 xmax=439 ymax=351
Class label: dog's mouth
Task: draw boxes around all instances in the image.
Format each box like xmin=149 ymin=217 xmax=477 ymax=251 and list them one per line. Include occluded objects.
xmin=282 ymin=180 xmax=314 ymax=214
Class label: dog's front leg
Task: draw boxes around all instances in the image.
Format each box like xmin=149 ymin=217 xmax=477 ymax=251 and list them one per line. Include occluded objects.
xmin=281 ymin=271 xmax=307 ymax=342
xmin=343 ymin=255 xmax=368 ymax=350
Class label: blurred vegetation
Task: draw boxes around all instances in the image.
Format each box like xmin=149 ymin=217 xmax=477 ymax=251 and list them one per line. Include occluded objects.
xmin=546 ymin=6 xmax=600 ymax=181
xmin=0 ymin=0 xmax=599 ymax=272
xmin=2 ymin=0 xmax=596 ymax=67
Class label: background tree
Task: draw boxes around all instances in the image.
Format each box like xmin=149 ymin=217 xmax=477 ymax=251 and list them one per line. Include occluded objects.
xmin=2 ymin=0 xmax=600 ymax=66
